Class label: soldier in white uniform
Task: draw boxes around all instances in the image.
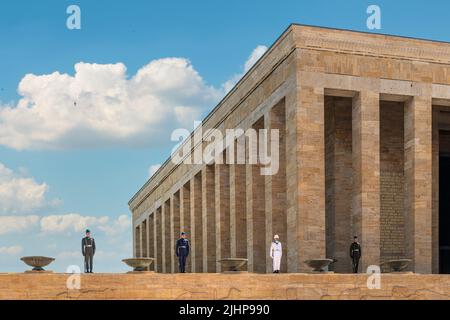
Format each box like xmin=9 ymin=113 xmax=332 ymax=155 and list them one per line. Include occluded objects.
xmin=269 ymin=234 xmax=282 ymax=273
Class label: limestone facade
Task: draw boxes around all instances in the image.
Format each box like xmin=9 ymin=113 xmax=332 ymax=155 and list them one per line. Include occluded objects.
xmin=129 ymin=25 xmax=450 ymax=274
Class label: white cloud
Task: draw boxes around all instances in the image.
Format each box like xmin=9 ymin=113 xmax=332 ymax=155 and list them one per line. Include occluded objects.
xmin=0 ymin=163 xmax=49 ymax=214
xmin=56 ymin=250 xmax=79 ymax=260
xmin=148 ymin=164 xmax=161 ymax=178
xmin=0 ymin=213 xmax=130 ymax=237
xmin=0 ymin=46 xmax=267 ymax=151
xmin=0 ymin=59 xmax=222 ymax=150
xmin=0 ymin=215 xmax=39 ymax=235
xmin=39 ymin=213 xmax=130 ymax=237
xmin=0 ymin=245 xmax=23 ymax=255
xmin=223 ymin=45 xmax=268 ymax=93
xmin=244 ymin=45 xmax=268 ymax=73
xmin=0 ymin=162 xmax=130 ymax=237
xmin=40 ymin=213 xmax=109 ymax=234
xmin=98 ymin=214 xmax=131 ymax=237
xmin=95 ymin=250 xmax=119 ymax=259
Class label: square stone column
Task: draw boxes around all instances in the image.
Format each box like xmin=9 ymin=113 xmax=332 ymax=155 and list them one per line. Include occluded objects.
xmin=432 ymin=107 xmax=439 ymax=274
xmin=202 ymin=165 xmax=216 ymax=272
xmin=165 ymin=200 xmax=172 ymax=272
xmin=148 ymin=213 xmax=155 ymax=271
xmin=180 ymin=183 xmax=191 ymax=272
xmin=146 ymin=217 xmax=151 ymax=258
xmin=285 ymin=90 xmax=298 ymax=272
xmin=141 ymin=219 xmax=148 ymax=258
xmin=132 ymin=225 xmax=135 ymax=257
xmin=170 ymin=193 xmax=180 ymax=273
xmin=161 ymin=201 xmax=167 ymax=273
xmin=190 ymin=173 xmax=203 ymax=272
xmin=140 ymin=224 xmax=144 ymax=257
xmin=352 ymin=91 xmax=381 ymax=271
xmin=230 ymin=141 xmax=247 ymax=259
xmin=216 ymin=159 xmax=230 ymax=272
xmin=404 ymin=95 xmax=433 ymax=274
xmin=155 ymin=207 xmax=162 ymax=272
xmin=264 ymin=101 xmax=287 ymax=273
xmin=135 ymin=225 xmax=141 ymax=258
xmin=246 ymin=117 xmax=266 ymax=273
xmin=289 ymin=87 xmax=326 ymax=272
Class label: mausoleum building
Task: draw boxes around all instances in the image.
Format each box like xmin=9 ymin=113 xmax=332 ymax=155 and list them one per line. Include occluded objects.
xmin=129 ymin=24 xmax=450 ymax=274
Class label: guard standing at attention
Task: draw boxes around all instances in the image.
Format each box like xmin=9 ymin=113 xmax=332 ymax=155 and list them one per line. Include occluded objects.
xmin=176 ymin=231 xmax=190 ymax=273
xmin=349 ymin=235 xmax=361 ymax=273
xmin=270 ymin=234 xmax=282 ymax=273
xmin=82 ymin=229 xmax=96 ymax=273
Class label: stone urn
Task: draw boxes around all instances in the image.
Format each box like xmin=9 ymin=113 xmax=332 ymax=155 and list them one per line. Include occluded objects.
xmin=218 ymin=258 xmax=248 ymax=273
xmin=304 ymin=259 xmax=334 ymax=272
xmin=122 ymin=258 xmax=155 ymax=273
xmin=20 ymin=256 xmax=55 ymax=272
xmin=382 ymin=259 xmax=412 ymax=273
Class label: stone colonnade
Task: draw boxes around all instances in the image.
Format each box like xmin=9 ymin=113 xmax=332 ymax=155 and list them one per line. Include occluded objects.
xmin=134 ymin=75 xmax=441 ymax=274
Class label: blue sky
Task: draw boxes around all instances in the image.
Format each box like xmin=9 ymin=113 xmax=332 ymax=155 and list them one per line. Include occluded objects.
xmin=0 ymin=0 xmax=449 ymax=272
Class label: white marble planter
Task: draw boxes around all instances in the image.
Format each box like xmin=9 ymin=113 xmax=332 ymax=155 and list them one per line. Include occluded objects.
xmin=20 ymin=256 xmax=55 ymax=272
xmin=122 ymin=258 xmax=155 ymax=272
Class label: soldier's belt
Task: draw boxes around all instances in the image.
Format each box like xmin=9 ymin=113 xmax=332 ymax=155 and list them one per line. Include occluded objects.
xmin=179 ymin=246 xmax=187 ymax=248
xmin=85 ymin=245 xmax=93 ymax=247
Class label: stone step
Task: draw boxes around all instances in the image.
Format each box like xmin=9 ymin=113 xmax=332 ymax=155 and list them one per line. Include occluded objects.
xmin=0 ymin=273 xmax=449 ymax=300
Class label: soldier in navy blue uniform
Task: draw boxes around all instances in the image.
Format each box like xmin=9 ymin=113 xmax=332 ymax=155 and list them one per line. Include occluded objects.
xmin=176 ymin=232 xmax=190 ymax=273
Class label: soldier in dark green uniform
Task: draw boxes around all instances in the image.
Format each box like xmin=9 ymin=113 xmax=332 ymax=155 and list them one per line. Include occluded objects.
xmin=349 ymin=235 xmax=361 ymax=273
xmin=82 ymin=229 xmax=96 ymax=273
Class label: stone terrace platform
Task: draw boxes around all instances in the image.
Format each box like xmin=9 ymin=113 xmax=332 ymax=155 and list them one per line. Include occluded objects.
xmin=0 ymin=273 xmax=449 ymax=300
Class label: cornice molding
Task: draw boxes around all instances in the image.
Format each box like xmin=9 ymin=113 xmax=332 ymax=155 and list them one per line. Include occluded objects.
xmin=293 ymin=26 xmax=450 ymax=64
